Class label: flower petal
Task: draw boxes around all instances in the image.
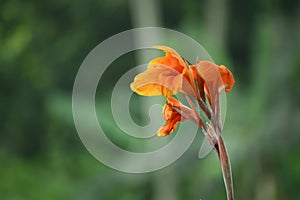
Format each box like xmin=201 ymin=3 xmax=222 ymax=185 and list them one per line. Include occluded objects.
xmin=217 ymin=65 xmax=235 ymax=92
xmin=130 ymin=64 xmax=183 ymax=97
xmin=157 ymin=97 xmax=202 ymax=136
xmin=150 ymin=46 xmax=188 ymax=74
xmin=196 ymin=61 xmax=224 ymax=116
xmin=151 ymin=46 xmax=196 ymax=97
xmin=157 ymin=101 xmax=182 ymax=136
xmin=196 ymin=61 xmax=234 ymax=93
xmin=130 ymin=46 xmax=198 ymax=98
xmin=157 ymin=116 xmax=181 ymax=136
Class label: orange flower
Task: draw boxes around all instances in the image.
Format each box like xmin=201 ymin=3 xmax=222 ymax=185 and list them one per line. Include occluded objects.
xmin=196 ymin=61 xmax=235 ymax=93
xmin=130 ymin=46 xmax=235 ymax=137
xmin=130 ymin=46 xmax=196 ymax=98
xmin=130 ymin=46 xmax=236 ymax=200
xmin=157 ymin=97 xmax=201 ymax=136
xmin=196 ymin=61 xmax=235 ymax=115
xmin=157 ymin=97 xmax=185 ymax=136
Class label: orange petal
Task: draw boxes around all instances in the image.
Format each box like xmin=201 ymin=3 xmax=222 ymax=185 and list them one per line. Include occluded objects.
xmin=196 ymin=61 xmax=234 ymax=92
xmin=217 ymin=65 xmax=235 ymax=92
xmin=131 ymin=46 xmax=198 ymax=98
xmin=196 ymin=61 xmax=224 ymax=111
xmin=157 ymin=102 xmax=182 ymax=136
xmin=151 ymin=46 xmax=196 ymax=92
xmin=167 ymin=97 xmax=200 ymax=124
xmin=130 ymin=64 xmax=183 ymax=97
xmin=190 ymin=65 xmax=198 ymax=81
xmin=157 ymin=118 xmax=180 ymax=136
xmin=157 ymin=97 xmax=201 ymax=136
xmin=150 ymin=46 xmax=188 ymax=74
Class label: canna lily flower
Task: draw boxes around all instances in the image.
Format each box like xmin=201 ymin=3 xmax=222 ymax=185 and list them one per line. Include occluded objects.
xmin=130 ymin=45 xmax=235 ymax=200
xmin=157 ymin=97 xmax=202 ymax=136
xmin=157 ymin=97 xmax=185 ymax=136
xmin=196 ymin=61 xmax=235 ymax=127
xmin=130 ymin=46 xmax=197 ymax=98
xmin=130 ymin=46 xmax=235 ymax=137
xmin=196 ymin=61 xmax=234 ymax=93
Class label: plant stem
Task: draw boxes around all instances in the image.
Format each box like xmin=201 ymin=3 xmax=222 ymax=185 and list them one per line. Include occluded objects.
xmin=216 ymin=136 xmax=234 ymax=200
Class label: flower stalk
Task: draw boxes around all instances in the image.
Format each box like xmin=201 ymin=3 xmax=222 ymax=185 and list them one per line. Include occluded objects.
xmin=217 ymin=136 xmax=234 ymax=200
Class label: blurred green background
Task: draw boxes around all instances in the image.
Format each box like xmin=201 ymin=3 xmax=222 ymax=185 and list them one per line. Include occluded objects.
xmin=1 ymin=0 xmax=300 ymax=199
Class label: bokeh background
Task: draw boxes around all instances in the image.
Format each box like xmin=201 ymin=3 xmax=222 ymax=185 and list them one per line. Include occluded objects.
xmin=1 ymin=0 xmax=300 ymax=199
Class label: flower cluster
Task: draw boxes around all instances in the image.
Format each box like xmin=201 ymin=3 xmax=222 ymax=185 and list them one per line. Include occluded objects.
xmin=130 ymin=46 xmax=234 ymax=137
